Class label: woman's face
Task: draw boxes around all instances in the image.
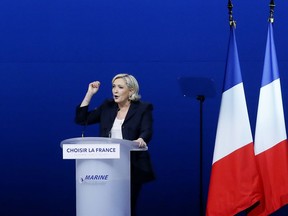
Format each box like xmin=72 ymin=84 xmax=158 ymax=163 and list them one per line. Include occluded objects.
xmin=112 ymin=78 xmax=132 ymax=105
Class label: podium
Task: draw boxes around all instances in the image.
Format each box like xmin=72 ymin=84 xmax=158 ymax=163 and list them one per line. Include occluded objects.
xmin=60 ymin=137 xmax=147 ymax=216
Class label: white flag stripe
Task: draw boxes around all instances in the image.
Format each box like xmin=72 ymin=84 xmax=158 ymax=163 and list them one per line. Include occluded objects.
xmin=254 ymin=79 xmax=287 ymax=155
xmin=212 ymin=83 xmax=253 ymax=164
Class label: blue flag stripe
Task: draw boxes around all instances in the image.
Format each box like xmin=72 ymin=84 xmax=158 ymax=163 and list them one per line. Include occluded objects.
xmin=261 ymin=23 xmax=280 ymax=87
xmin=223 ymin=27 xmax=243 ymax=92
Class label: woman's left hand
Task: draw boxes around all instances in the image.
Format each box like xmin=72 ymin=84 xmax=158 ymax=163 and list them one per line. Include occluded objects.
xmin=134 ymin=138 xmax=147 ymax=148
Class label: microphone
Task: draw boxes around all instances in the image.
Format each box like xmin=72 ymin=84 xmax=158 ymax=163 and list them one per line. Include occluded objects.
xmin=81 ymin=122 xmax=88 ymax=137
xmin=81 ymin=112 xmax=92 ymax=137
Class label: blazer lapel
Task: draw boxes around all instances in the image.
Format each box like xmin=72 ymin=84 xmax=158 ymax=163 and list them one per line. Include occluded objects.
xmin=109 ymin=103 xmax=119 ymax=123
xmin=124 ymin=102 xmax=138 ymax=123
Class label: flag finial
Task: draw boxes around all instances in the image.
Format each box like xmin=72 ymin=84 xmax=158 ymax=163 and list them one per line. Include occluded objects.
xmin=269 ymin=0 xmax=275 ymax=23
xmin=228 ymin=0 xmax=236 ymax=28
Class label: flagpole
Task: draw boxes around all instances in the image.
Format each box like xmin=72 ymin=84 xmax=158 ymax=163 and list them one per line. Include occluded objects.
xmin=269 ymin=0 xmax=275 ymax=23
xmin=228 ymin=0 xmax=236 ymax=28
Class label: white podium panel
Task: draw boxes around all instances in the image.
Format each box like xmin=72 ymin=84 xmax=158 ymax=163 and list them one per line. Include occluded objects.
xmin=60 ymin=137 xmax=146 ymax=216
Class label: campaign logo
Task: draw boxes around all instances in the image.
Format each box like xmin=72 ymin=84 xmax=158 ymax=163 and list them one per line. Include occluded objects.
xmin=80 ymin=174 xmax=109 ymax=184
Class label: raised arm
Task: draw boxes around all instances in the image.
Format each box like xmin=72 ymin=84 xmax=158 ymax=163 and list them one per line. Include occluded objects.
xmin=80 ymin=81 xmax=101 ymax=107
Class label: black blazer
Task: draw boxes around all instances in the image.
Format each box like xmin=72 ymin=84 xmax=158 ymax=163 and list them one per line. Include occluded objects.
xmin=75 ymin=99 xmax=155 ymax=183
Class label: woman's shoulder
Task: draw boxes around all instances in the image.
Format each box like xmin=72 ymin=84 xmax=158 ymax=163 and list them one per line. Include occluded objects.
xmin=133 ymin=100 xmax=153 ymax=110
xmin=100 ymin=99 xmax=117 ymax=108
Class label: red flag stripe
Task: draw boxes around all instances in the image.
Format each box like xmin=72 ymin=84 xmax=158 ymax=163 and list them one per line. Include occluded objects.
xmin=207 ymin=143 xmax=262 ymax=216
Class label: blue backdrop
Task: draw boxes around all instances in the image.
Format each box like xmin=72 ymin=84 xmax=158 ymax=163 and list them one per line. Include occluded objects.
xmin=1 ymin=0 xmax=288 ymax=215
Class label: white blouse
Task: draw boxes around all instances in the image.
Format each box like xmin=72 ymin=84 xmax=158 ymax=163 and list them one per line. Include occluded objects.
xmin=110 ymin=118 xmax=124 ymax=139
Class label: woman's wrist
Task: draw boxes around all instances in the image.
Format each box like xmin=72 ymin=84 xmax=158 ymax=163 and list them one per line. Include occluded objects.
xmin=80 ymin=92 xmax=94 ymax=107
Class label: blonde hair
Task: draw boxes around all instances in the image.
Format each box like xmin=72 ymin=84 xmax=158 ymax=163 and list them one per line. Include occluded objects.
xmin=112 ymin=73 xmax=141 ymax=101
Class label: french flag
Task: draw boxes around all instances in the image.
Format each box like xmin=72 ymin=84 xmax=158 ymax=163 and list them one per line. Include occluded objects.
xmin=206 ymin=26 xmax=261 ymax=215
xmin=248 ymin=23 xmax=288 ymax=216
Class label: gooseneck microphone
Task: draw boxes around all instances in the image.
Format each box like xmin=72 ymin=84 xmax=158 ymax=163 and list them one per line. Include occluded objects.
xmin=81 ymin=122 xmax=88 ymax=137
